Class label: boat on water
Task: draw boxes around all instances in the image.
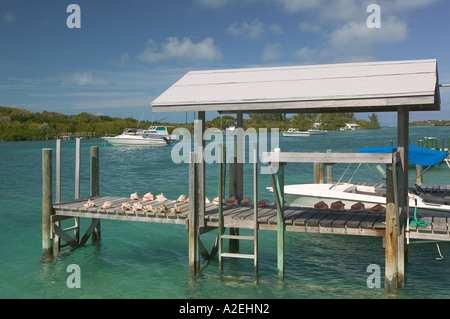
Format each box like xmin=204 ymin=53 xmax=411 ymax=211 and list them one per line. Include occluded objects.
xmin=282 ymin=128 xmax=310 ymax=137
xmin=308 ymin=123 xmax=328 ymax=135
xmin=101 ymin=126 xmax=174 ymax=146
xmin=268 ymin=145 xmax=450 ymax=214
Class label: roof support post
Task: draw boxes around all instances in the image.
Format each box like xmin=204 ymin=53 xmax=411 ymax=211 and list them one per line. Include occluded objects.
xmin=229 ymin=111 xmax=244 ymax=253
xmin=397 ymin=106 xmax=409 ymax=288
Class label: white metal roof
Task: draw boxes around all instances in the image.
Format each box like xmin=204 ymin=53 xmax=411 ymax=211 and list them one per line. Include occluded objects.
xmin=151 ymin=59 xmax=440 ymax=113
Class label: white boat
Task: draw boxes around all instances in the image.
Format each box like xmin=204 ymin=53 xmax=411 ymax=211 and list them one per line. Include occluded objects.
xmin=282 ymin=128 xmax=310 ymax=137
xmin=308 ymin=123 xmax=328 ymax=135
xmin=278 ymin=182 xmax=450 ymax=214
xmin=268 ymin=145 xmax=450 ymax=214
xmin=101 ymin=126 xmax=173 ymax=146
xmin=308 ymin=129 xmax=328 ymax=135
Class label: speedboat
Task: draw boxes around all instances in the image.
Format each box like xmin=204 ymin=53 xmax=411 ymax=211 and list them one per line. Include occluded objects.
xmin=308 ymin=122 xmax=328 ymax=135
xmin=279 ymin=182 xmax=450 ymax=214
xmin=101 ymin=126 xmax=173 ymax=146
xmin=308 ymin=129 xmax=328 ymax=135
xmin=282 ymin=128 xmax=310 ymax=137
xmin=268 ymin=145 xmax=450 ymax=214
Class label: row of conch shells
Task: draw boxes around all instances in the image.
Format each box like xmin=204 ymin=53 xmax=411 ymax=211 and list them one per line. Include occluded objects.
xmin=211 ymin=197 xmax=270 ymax=207
xmin=129 ymin=192 xmax=168 ymax=202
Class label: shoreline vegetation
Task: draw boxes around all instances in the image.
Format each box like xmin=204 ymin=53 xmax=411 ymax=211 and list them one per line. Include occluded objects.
xmin=0 ymin=106 xmax=445 ymax=142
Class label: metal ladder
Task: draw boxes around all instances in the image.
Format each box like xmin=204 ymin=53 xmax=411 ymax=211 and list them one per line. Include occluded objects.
xmin=217 ymin=144 xmax=259 ymax=279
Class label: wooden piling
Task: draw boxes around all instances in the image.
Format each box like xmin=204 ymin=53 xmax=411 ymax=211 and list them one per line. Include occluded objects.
xmin=90 ymin=146 xmax=100 ymax=242
xmin=42 ymin=148 xmax=53 ymax=258
xmin=385 ymin=162 xmax=399 ymax=295
xmin=54 ymin=140 xmax=62 ymax=251
xmin=326 ymin=150 xmax=333 ymax=183
xmin=189 ymin=152 xmax=200 ymax=277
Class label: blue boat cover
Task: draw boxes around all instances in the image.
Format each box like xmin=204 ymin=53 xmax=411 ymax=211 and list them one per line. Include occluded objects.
xmin=358 ymin=145 xmax=449 ymax=167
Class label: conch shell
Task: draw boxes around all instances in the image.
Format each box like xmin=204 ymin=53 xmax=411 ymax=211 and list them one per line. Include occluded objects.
xmin=225 ymin=197 xmax=238 ymax=206
xmin=84 ymin=199 xmax=96 ymax=208
xmin=330 ymin=201 xmax=345 ymax=211
xmin=143 ymin=192 xmax=154 ymax=201
xmin=213 ymin=197 xmax=220 ymax=205
xmin=240 ymin=197 xmax=252 ymax=206
xmin=156 ymin=193 xmax=167 ymax=202
xmin=205 ymin=197 xmax=210 ymax=204
xmin=370 ymin=204 xmax=384 ymax=214
xmin=314 ymin=201 xmax=328 ymax=210
xmin=144 ymin=205 xmax=154 ymax=212
xmin=130 ymin=192 xmax=139 ymax=200
xmin=121 ymin=202 xmax=132 ymax=211
xmin=176 ymin=194 xmax=188 ymax=203
xmin=258 ymin=199 xmax=269 ymax=207
xmin=100 ymin=201 xmax=112 ymax=209
xmin=170 ymin=204 xmax=181 ymax=214
xmin=133 ymin=203 xmax=143 ymax=211
xmin=158 ymin=203 xmax=168 ymax=213
xmin=351 ymin=202 xmax=365 ymax=211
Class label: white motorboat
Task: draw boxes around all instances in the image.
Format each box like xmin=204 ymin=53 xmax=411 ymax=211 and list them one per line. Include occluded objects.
xmin=282 ymin=128 xmax=310 ymax=137
xmin=101 ymin=126 xmax=173 ymax=146
xmin=278 ymin=182 xmax=450 ymax=214
xmin=308 ymin=123 xmax=328 ymax=135
xmin=268 ymin=145 xmax=450 ymax=214
xmin=308 ymin=129 xmax=328 ymax=135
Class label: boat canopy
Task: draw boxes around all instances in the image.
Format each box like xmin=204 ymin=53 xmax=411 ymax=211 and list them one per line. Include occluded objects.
xmin=358 ymin=145 xmax=448 ymax=167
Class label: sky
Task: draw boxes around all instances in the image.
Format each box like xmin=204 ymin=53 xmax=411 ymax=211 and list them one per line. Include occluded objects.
xmin=1 ymin=0 xmax=449 ymax=125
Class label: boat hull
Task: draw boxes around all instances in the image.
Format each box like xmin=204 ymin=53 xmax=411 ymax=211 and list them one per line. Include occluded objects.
xmin=101 ymin=136 xmax=169 ymax=146
xmin=271 ymin=183 xmax=450 ymax=214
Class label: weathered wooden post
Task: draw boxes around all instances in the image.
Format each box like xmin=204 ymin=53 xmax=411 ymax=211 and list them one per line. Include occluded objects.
xmin=189 ymin=152 xmax=200 ymax=277
xmin=268 ymin=149 xmax=285 ymax=282
xmin=90 ymin=146 xmax=100 ymax=242
xmin=42 ymin=148 xmax=53 ymax=258
xmin=54 ymin=140 xmax=62 ymax=251
xmin=326 ymin=149 xmax=333 ymax=183
xmin=385 ymin=152 xmax=399 ymax=295
xmin=218 ymin=145 xmax=225 ymax=276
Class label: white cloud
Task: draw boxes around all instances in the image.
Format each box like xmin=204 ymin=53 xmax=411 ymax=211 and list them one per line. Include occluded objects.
xmin=2 ymin=12 xmax=15 ymax=24
xmin=274 ymin=0 xmax=323 ymax=12
xmin=194 ymin=0 xmax=231 ymax=9
xmin=227 ymin=19 xmax=265 ymax=39
xmin=326 ymin=16 xmax=408 ymax=57
xmin=138 ymin=37 xmax=222 ymax=63
xmin=262 ymin=43 xmax=283 ymax=62
xmin=61 ymin=73 xmax=114 ymax=87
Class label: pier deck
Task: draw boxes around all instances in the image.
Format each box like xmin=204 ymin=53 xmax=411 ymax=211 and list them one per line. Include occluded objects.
xmin=53 ymin=196 xmax=450 ymax=242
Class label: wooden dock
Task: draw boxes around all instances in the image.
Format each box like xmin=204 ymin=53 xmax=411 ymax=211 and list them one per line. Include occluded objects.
xmin=42 ymin=140 xmax=450 ymax=295
xmin=52 ymin=195 xmax=450 ymax=242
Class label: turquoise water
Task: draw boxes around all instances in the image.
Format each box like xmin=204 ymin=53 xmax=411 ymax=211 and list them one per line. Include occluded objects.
xmin=1 ymin=127 xmax=450 ymax=299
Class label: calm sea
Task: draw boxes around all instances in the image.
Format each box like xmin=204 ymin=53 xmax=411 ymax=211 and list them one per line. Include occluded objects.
xmin=1 ymin=126 xmax=449 ymax=299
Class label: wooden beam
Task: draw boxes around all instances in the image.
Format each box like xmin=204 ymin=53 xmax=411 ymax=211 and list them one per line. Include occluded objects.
xmin=262 ymin=152 xmax=395 ymax=164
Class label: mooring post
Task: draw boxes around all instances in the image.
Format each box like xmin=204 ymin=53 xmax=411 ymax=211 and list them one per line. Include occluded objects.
xmin=189 ymin=152 xmax=200 ymax=277
xmin=54 ymin=140 xmax=62 ymax=252
xmin=42 ymin=148 xmax=53 ymax=258
xmin=326 ymin=149 xmax=333 ymax=183
xmin=385 ymin=160 xmax=399 ymax=295
xmin=276 ymin=163 xmax=285 ymax=282
xmin=90 ymin=146 xmax=101 ymax=242
xmin=228 ymin=142 xmax=240 ymax=253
